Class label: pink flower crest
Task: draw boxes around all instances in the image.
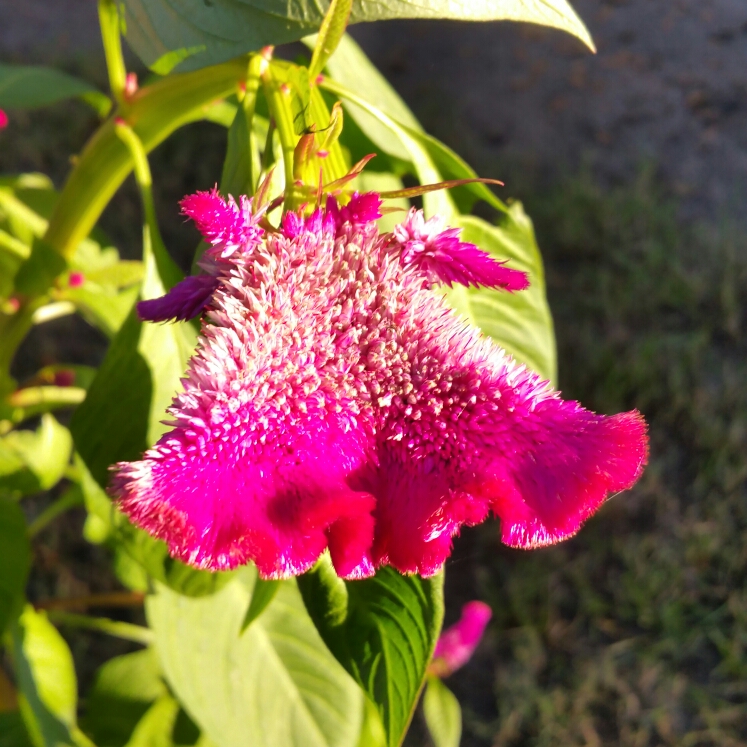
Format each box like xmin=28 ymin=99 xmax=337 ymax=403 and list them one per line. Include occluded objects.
xmin=430 ymin=601 xmax=492 ymax=677
xmin=112 ymin=191 xmax=648 ymax=580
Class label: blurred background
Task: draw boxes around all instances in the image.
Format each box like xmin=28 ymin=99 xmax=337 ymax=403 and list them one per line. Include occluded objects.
xmin=1 ymin=1 xmax=746 ymax=744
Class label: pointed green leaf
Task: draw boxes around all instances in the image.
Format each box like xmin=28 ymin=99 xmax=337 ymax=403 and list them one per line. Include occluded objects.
xmin=146 ymin=568 xmax=364 ymax=747
xmin=298 ymin=560 xmax=444 ymax=747
xmin=10 ymin=606 xmax=78 ymax=747
xmin=0 ymin=415 xmax=72 ymax=498
xmin=0 ymin=64 xmax=102 ymax=110
xmin=240 ymin=578 xmax=281 ymax=632
xmin=0 ymin=498 xmax=30 ymax=636
xmin=123 ymin=696 xmax=179 ymax=747
xmin=422 ymin=677 xmax=461 ymax=747
xmin=309 ymin=0 xmax=353 ymax=82
xmin=122 ymin=0 xmax=592 ymax=74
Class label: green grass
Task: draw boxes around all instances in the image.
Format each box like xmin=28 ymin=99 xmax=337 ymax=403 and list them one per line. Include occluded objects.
xmin=444 ymin=168 xmax=747 ymax=747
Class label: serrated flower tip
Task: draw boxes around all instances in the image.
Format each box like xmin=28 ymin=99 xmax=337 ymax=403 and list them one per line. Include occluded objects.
xmin=180 ymin=188 xmax=263 ymax=258
xmin=394 ymin=208 xmax=529 ymax=291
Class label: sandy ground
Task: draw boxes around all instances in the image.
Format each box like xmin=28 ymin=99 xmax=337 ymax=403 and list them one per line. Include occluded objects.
xmin=2 ymin=0 xmax=746 ymax=229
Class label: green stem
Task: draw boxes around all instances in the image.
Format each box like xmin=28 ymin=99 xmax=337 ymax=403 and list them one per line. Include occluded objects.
xmin=114 ymin=120 xmax=183 ymax=291
xmin=261 ymin=64 xmax=300 ymax=211
xmin=46 ymin=611 xmax=154 ymax=645
xmin=43 ymin=56 xmax=250 ymax=262
xmin=98 ymin=0 xmax=127 ymax=105
xmin=0 ymin=300 xmax=46 ymax=397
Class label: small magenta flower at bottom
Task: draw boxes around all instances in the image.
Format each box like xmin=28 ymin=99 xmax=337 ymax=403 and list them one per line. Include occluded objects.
xmin=0 ymin=110 xmax=8 ymax=129
xmin=430 ymin=601 xmax=493 ymax=677
xmin=111 ymin=190 xmax=648 ymax=580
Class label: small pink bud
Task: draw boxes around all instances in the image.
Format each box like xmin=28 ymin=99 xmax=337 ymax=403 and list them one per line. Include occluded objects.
xmin=0 ymin=109 xmax=8 ymax=129
xmin=68 ymin=271 xmax=85 ymax=288
xmin=124 ymin=72 xmax=139 ymax=99
xmin=280 ymin=83 xmax=291 ymax=95
xmin=429 ymin=601 xmax=492 ymax=677
xmin=317 ymin=149 xmax=329 ymax=159
xmin=315 ymin=74 xmax=325 ymax=85
xmin=2 ymin=296 xmax=20 ymax=314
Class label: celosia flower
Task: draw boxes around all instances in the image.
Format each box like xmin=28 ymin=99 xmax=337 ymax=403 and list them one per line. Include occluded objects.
xmin=0 ymin=110 xmax=8 ymax=129
xmin=112 ymin=190 xmax=648 ymax=580
xmin=430 ymin=601 xmax=492 ymax=677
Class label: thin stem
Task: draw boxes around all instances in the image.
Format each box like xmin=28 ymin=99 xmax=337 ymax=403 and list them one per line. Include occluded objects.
xmin=98 ymin=0 xmax=127 ymax=105
xmin=114 ymin=119 xmax=182 ymax=290
xmin=261 ymin=64 xmax=299 ymax=211
xmin=36 ymin=591 xmax=146 ymax=611
xmin=46 ymin=610 xmax=154 ymax=645
xmin=43 ymin=56 xmax=249 ymax=262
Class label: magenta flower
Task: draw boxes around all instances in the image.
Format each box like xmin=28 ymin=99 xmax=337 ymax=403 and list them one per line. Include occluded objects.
xmin=111 ymin=191 xmax=648 ymax=580
xmin=137 ymin=189 xmax=263 ymax=323
xmin=0 ymin=109 xmax=8 ymax=129
xmin=430 ymin=601 xmax=492 ymax=677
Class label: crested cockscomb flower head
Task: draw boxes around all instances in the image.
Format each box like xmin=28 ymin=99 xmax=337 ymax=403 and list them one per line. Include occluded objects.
xmin=430 ymin=601 xmax=492 ymax=677
xmin=112 ymin=191 xmax=648 ymax=580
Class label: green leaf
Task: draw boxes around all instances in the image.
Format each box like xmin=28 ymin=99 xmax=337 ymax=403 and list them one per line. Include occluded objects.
xmin=122 ymin=0 xmax=592 ymax=74
xmin=10 ymin=606 xmax=78 ymax=747
xmin=240 ymin=578 xmax=281 ymax=632
xmin=308 ymin=0 xmax=353 ymax=82
xmin=81 ymin=649 xmax=168 ymax=747
xmin=317 ymin=34 xmax=419 ymax=163
xmin=422 ymin=677 xmax=461 ymax=747
xmin=124 ymin=696 xmax=179 ymax=747
xmin=0 ymin=64 xmax=102 ymax=109
xmin=0 ymin=498 xmax=31 ymax=636
xmin=446 ymin=208 xmax=557 ymax=383
xmin=0 ymin=712 xmax=34 ymax=747
xmin=70 ymin=307 xmax=195 ymax=489
xmin=75 ymin=454 xmax=231 ymax=599
xmin=146 ymin=567 xmax=364 ymax=747
xmin=322 ymin=36 xmax=508 ymax=214
xmin=63 ymin=282 xmax=140 ymax=338
xmin=0 ymin=415 xmax=73 ymax=498
xmin=297 ymin=560 xmax=444 ymax=747
xmin=355 ymin=698 xmax=386 ymax=747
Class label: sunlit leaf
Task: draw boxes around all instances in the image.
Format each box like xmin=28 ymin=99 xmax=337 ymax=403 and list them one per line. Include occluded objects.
xmin=422 ymin=677 xmax=461 ymax=747
xmin=446 ymin=208 xmax=557 ymax=383
xmin=146 ymin=568 xmax=364 ymax=747
xmin=0 ymin=415 xmax=73 ymax=498
xmin=10 ymin=606 xmax=78 ymax=747
xmin=123 ymin=0 xmax=592 ymax=73
xmin=308 ymin=0 xmax=353 ymax=82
